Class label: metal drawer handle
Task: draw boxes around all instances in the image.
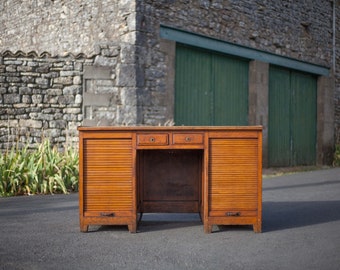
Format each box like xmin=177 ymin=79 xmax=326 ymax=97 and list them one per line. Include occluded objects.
xmin=149 ymin=137 xmax=155 ymax=142
xmin=226 ymin=212 xmax=241 ymax=217
xmin=100 ymin=212 xmax=115 ymax=217
xmin=185 ymin=136 xmax=191 ymax=142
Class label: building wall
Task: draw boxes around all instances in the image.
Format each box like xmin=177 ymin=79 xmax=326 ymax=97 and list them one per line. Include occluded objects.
xmin=138 ymin=0 xmax=334 ymax=124
xmin=0 ymin=0 xmax=339 ymax=165
xmin=0 ymin=0 xmax=139 ymax=149
xmin=0 ymin=52 xmax=86 ymax=149
xmin=0 ymin=0 xmax=134 ymax=57
xmin=136 ymin=0 xmax=338 ymax=165
xmin=335 ymin=0 xmax=340 ymax=143
xmin=142 ymin=0 xmax=333 ymax=65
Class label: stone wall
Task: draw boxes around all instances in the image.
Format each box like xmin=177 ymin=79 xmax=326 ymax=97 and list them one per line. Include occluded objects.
xmin=0 ymin=52 xmax=88 ymax=149
xmin=0 ymin=0 xmax=134 ymax=57
xmin=145 ymin=0 xmax=333 ymax=66
xmin=0 ymin=0 xmax=139 ymax=149
xmin=0 ymin=0 xmax=339 ymax=152
xmin=335 ymin=1 xmax=340 ymax=143
xmin=137 ymin=0 xmax=337 ymax=130
xmin=0 ymin=41 xmax=142 ymax=149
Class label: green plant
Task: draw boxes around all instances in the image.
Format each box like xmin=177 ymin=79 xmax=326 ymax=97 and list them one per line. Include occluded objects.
xmin=333 ymin=144 xmax=340 ymax=167
xmin=0 ymin=139 xmax=78 ymax=197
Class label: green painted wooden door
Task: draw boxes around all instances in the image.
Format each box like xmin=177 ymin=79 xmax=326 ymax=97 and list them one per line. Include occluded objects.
xmin=269 ymin=66 xmax=317 ymax=167
xmin=175 ymin=44 xmax=248 ymax=126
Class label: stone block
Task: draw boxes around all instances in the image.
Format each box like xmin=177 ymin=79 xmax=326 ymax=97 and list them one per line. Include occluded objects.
xmin=0 ymin=119 xmax=18 ymax=128
xmin=19 ymin=119 xmax=42 ymax=129
xmin=4 ymin=94 xmax=20 ymax=104
xmin=36 ymin=65 xmax=51 ymax=73
xmin=42 ymin=72 xmax=59 ymax=79
xmin=49 ymin=120 xmax=67 ymax=129
xmin=74 ymin=62 xmax=83 ymax=71
xmin=36 ymin=77 xmax=50 ymax=87
xmin=60 ymin=71 xmax=77 ymax=77
xmin=17 ymin=65 xmax=33 ymax=72
xmin=22 ymin=95 xmax=32 ymax=104
xmin=73 ymin=76 xmax=82 ymax=85
xmin=75 ymin=94 xmax=82 ymax=104
xmin=53 ymin=76 xmax=73 ymax=85
xmin=117 ymin=64 xmax=136 ymax=87
xmin=120 ymin=87 xmax=137 ymax=106
xmin=43 ymin=95 xmax=59 ymax=104
xmin=32 ymin=95 xmax=43 ymax=104
xmin=63 ymin=85 xmax=81 ymax=95
xmin=58 ymin=95 xmax=75 ymax=105
xmin=46 ymin=88 xmax=62 ymax=95
xmin=6 ymin=76 xmax=21 ymax=83
xmin=19 ymin=86 xmax=32 ymax=95
xmin=120 ymin=45 xmax=135 ymax=64
xmin=6 ymin=65 xmax=17 ymax=72
xmin=94 ymin=55 xmax=118 ymax=67
xmin=63 ymin=108 xmax=81 ymax=114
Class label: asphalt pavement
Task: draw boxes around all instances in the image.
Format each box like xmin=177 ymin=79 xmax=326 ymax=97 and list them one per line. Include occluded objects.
xmin=1 ymin=167 xmax=340 ymax=270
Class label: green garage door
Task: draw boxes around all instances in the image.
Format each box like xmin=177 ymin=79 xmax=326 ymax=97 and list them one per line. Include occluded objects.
xmin=269 ymin=66 xmax=317 ymax=167
xmin=175 ymin=44 xmax=249 ymax=126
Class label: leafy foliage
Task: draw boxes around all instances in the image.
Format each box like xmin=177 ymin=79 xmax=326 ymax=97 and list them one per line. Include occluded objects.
xmin=333 ymin=144 xmax=340 ymax=167
xmin=0 ymin=139 xmax=78 ymax=197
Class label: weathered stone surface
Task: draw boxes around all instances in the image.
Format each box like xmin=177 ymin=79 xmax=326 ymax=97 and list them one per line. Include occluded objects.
xmin=63 ymin=85 xmax=81 ymax=95
xmin=0 ymin=1 xmax=126 ymax=57
xmin=117 ymin=64 xmax=136 ymax=87
xmin=4 ymin=94 xmax=20 ymax=104
xmin=0 ymin=0 xmax=338 ymax=151
xmin=19 ymin=119 xmax=42 ymax=129
xmin=0 ymin=53 xmax=88 ymax=149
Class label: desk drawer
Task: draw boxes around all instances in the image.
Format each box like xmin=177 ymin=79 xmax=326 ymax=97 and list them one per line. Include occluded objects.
xmin=172 ymin=133 xmax=204 ymax=145
xmin=209 ymin=210 xmax=257 ymax=217
xmin=137 ymin=133 xmax=169 ymax=146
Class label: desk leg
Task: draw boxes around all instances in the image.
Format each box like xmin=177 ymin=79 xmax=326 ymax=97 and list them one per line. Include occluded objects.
xmin=128 ymin=223 xmax=137 ymax=233
xmin=253 ymin=222 xmax=262 ymax=233
xmin=204 ymin=224 xmax=213 ymax=233
xmin=80 ymin=224 xmax=89 ymax=233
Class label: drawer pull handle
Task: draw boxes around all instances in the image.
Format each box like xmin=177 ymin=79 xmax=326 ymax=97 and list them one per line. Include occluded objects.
xmin=226 ymin=212 xmax=241 ymax=217
xmin=149 ymin=137 xmax=155 ymax=142
xmin=100 ymin=212 xmax=115 ymax=217
xmin=185 ymin=137 xmax=191 ymax=142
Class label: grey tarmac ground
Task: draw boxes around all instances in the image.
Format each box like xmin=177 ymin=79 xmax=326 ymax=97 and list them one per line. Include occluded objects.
xmin=0 ymin=167 xmax=340 ymax=270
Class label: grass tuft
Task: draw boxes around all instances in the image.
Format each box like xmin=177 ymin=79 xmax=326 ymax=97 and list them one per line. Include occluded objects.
xmin=0 ymin=139 xmax=78 ymax=197
xmin=333 ymin=144 xmax=340 ymax=167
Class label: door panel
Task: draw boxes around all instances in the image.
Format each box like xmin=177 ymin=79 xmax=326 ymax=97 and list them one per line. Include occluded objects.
xmin=175 ymin=45 xmax=212 ymax=125
xmin=268 ymin=66 xmax=291 ymax=167
xmin=269 ymin=66 xmax=317 ymax=166
xmin=291 ymin=71 xmax=317 ymax=166
xmin=213 ymin=54 xmax=248 ymax=125
xmin=175 ymin=44 xmax=248 ymax=126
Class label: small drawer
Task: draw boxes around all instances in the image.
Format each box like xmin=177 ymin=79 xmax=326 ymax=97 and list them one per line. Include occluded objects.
xmin=137 ymin=133 xmax=169 ymax=146
xmin=172 ymin=133 xmax=204 ymax=144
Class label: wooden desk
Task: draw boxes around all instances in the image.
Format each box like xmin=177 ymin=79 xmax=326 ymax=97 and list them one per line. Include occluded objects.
xmin=78 ymin=126 xmax=262 ymax=233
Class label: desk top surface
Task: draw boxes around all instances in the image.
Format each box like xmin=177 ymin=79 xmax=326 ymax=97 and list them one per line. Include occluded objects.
xmin=78 ymin=126 xmax=262 ymax=131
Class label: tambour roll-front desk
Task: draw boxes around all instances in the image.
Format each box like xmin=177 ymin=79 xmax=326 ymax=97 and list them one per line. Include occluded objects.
xmin=78 ymin=126 xmax=262 ymax=233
